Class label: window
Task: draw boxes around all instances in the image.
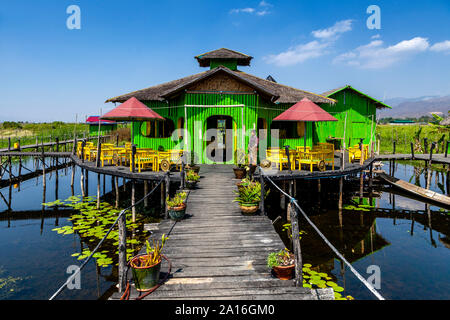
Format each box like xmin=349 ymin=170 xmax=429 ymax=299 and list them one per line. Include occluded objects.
xmin=271 ymin=121 xmax=304 ymax=139
xmin=140 ymin=119 xmax=175 ymax=138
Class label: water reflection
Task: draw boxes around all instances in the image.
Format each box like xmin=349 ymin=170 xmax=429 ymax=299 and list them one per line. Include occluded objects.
xmin=267 ymin=160 xmax=450 ymax=300
xmin=0 ymin=159 xmax=162 ymax=300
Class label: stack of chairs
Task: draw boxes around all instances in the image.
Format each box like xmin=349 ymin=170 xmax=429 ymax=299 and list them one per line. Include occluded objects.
xmin=348 ymin=144 xmax=369 ymax=163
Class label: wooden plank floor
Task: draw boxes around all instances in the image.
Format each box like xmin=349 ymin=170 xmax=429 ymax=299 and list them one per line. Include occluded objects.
xmin=110 ymin=164 xmax=332 ymax=300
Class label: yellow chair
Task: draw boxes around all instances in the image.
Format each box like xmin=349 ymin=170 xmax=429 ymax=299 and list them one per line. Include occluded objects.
xmin=348 ymin=144 xmax=369 ymax=163
xmin=100 ymin=148 xmax=115 ymax=167
xmin=136 ymin=150 xmax=158 ymax=172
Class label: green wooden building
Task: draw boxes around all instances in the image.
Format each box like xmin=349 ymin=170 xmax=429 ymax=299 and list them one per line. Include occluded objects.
xmin=106 ymin=49 xmax=390 ymax=164
xmin=315 ymin=85 xmax=391 ymax=149
xmin=86 ymin=116 xmax=118 ymax=136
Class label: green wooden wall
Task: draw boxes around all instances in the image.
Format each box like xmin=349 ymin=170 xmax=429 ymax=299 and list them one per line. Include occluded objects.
xmin=89 ymin=124 xmax=117 ymax=136
xmin=314 ymin=89 xmax=377 ymax=148
xmin=131 ymin=92 xmax=317 ymax=164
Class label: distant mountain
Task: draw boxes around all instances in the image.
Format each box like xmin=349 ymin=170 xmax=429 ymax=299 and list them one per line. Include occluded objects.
xmin=379 ymin=95 xmax=450 ymax=118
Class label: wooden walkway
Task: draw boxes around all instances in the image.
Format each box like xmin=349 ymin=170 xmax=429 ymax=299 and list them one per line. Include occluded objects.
xmin=376 ymin=153 xmax=450 ymax=165
xmin=110 ymin=165 xmax=333 ymax=300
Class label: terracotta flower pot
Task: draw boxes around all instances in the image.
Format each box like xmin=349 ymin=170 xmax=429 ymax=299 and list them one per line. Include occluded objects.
xmin=239 ymin=203 xmax=259 ymax=215
xmin=233 ymin=167 xmax=246 ymax=179
xmin=273 ymin=264 xmax=295 ymax=280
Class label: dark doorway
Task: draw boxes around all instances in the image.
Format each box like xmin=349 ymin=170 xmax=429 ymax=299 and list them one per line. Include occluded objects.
xmin=205 ymin=115 xmax=233 ymax=163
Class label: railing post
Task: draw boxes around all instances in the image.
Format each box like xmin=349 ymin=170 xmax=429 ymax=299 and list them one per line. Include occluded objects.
xmin=81 ymin=139 xmax=86 ymax=163
xmin=424 ymin=138 xmax=428 ymax=154
xmin=180 ymin=152 xmax=185 ymax=190
xmin=96 ymin=141 xmax=102 ymax=167
xmin=410 ymin=142 xmax=415 ymax=159
xmin=56 ymin=137 xmax=59 ymax=153
xmin=284 ymin=145 xmax=291 ymax=172
xmin=165 ymin=173 xmax=170 ymax=219
xmin=131 ymin=144 xmax=136 ymax=173
xmin=259 ymin=168 xmax=266 ymax=216
xmin=393 ymin=140 xmax=396 ymax=155
xmin=445 ymin=141 xmax=449 ymax=158
xmin=117 ymin=212 xmax=127 ymax=293
xmin=289 ymin=202 xmax=303 ymax=287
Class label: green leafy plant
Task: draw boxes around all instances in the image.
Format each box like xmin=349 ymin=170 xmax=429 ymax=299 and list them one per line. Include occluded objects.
xmin=45 ymin=195 xmax=152 ymax=267
xmin=186 ymin=170 xmax=200 ymax=182
xmin=139 ymin=234 xmax=169 ymax=267
xmin=233 ymin=181 xmax=268 ymax=205
xmin=166 ymin=194 xmax=185 ymax=208
xmin=267 ymin=248 xmax=294 ymax=269
xmin=282 ymin=223 xmax=306 ymax=239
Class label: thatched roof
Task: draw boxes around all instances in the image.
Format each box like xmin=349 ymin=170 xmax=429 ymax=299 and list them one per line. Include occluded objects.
xmin=106 ymin=66 xmax=335 ymax=105
xmin=322 ymin=85 xmax=391 ymax=109
xmin=195 ymin=48 xmax=253 ymax=67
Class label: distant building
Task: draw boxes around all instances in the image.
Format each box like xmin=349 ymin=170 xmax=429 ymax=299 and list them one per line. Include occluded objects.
xmin=86 ymin=116 xmax=118 ymax=136
xmin=389 ymin=119 xmax=415 ymax=125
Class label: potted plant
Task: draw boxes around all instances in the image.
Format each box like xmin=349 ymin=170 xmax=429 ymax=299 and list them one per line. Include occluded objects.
xmin=233 ymin=149 xmax=247 ymax=179
xmin=233 ymin=181 xmax=268 ymax=215
xmin=185 ymin=151 xmax=200 ymax=174
xmin=236 ymin=177 xmax=252 ymax=192
xmin=166 ymin=194 xmax=187 ymax=221
xmin=267 ymin=248 xmax=295 ymax=280
xmin=185 ymin=170 xmax=200 ymax=189
xmin=130 ymin=234 xmax=169 ymax=291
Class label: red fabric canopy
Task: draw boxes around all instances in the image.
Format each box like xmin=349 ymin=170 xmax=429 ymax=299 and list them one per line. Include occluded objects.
xmin=273 ymin=98 xmax=337 ymax=122
xmin=101 ymin=97 xmax=165 ymax=121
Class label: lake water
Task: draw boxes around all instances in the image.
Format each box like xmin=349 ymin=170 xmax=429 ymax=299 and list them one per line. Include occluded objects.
xmin=267 ymin=160 xmax=450 ymax=300
xmin=1 ymin=159 xmax=449 ymax=300
xmin=0 ymin=158 xmax=159 ymax=300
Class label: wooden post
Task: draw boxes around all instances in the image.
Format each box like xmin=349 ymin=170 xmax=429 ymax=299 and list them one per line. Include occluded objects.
xmin=338 ymin=177 xmax=343 ymax=210
xmin=56 ymin=137 xmax=59 ymax=153
xmin=410 ymin=142 xmax=415 ymax=159
xmin=96 ymin=141 xmax=102 ymax=168
xmin=131 ymin=144 xmax=136 ymax=173
xmin=117 ymin=212 xmax=127 ymax=293
xmin=131 ymin=180 xmax=136 ymax=223
xmin=377 ymin=134 xmax=381 ymax=156
xmin=284 ymin=146 xmax=291 ymax=173
xmin=260 ymin=169 xmax=266 ymax=216
xmin=165 ymin=174 xmax=170 ymax=219
xmin=393 ymin=140 xmax=396 ymax=155
xmin=426 ymin=143 xmax=436 ymax=190
xmin=424 ymin=138 xmax=428 ymax=154
xmin=445 ymin=141 xmax=449 ymax=158
xmin=289 ymin=203 xmax=303 ymax=287
xmin=180 ymin=152 xmax=185 ymax=190
xmin=144 ymin=181 xmax=149 ymax=208
xmin=97 ymin=173 xmax=101 ymax=210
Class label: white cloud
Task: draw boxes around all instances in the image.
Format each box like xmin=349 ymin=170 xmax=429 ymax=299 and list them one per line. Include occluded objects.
xmin=264 ymin=40 xmax=331 ymax=66
xmin=311 ymin=19 xmax=353 ymax=40
xmin=334 ymin=37 xmax=430 ymax=69
xmin=230 ymin=1 xmax=271 ymax=16
xmin=371 ymin=34 xmax=381 ymax=39
xmin=430 ymin=40 xmax=450 ymax=53
xmin=264 ymin=20 xmax=353 ymax=66
xmin=230 ymin=8 xmax=255 ymax=14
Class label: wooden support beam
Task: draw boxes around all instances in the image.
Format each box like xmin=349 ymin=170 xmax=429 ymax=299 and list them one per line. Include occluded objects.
xmin=260 ymin=169 xmax=266 ymax=216
xmin=117 ymin=212 xmax=127 ymax=293
xmin=289 ymin=203 xmax=303 ymax=287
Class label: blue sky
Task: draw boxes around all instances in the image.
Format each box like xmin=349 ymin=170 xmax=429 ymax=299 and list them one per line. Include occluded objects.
xmin=1 ymin=0 xmax=449 ymax=122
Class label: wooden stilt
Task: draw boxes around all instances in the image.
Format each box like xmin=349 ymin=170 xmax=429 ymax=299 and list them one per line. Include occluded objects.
xmin=117 ymin=212 xmax=127 ymax=293
xmin=131 ymin=180 xmax=136 ymax=223
xmin=288 ymin=203 xmax=303 ymax=287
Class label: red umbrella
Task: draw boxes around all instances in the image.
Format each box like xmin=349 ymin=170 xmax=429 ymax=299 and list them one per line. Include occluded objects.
xmin=101 ymin=97 xmax=164 ymax=144
xmin=273 ymin=98 xmax=337 ymax=150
